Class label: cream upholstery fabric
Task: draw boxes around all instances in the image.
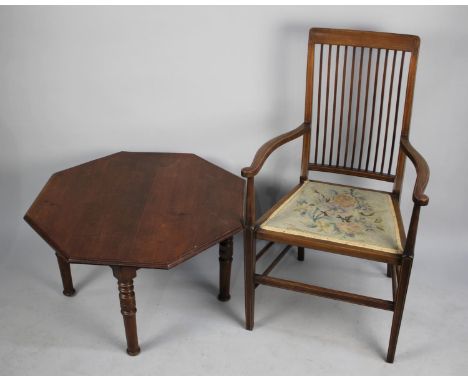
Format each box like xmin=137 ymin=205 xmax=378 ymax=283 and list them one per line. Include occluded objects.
xmin=260 ymin=181 xmax=403 ymax=254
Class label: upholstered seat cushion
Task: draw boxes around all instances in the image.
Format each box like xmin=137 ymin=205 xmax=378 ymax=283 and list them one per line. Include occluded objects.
xmin=260 ymin=181 xmax=403 ymax=254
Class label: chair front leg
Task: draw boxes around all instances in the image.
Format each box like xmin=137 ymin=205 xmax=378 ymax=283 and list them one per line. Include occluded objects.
xmin=387 ymin=255 xmax=413 ymax=363
xmin=244 ymin=227 xmax=256 ymax=330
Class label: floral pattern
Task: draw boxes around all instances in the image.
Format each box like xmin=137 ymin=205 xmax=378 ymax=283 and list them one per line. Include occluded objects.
xmin=261 ymin=181 xmax=402 ymax=254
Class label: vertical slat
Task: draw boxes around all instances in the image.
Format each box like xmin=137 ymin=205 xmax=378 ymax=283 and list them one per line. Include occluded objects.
xmin=380 ymin=50 xmax=397 ymax=173
xmin=314 ymin=44 xmax=323 ymax=164
xmin=329 ymin=45 xmax=340 ymax=165
xmin=365 ymin=49 xmax=381 ymax=171
xmin=388 ymin=51 xmax=406 ymax=174
xmin=306 ymin=33 xmax=419 ymax=185
xmin=393 ymin=50 xmax=419 ymax=199
xmin=304 ymin=41 xmax=315 ymax=123
xmin=358 ymin=48 xmax=373 ymax=170
xmin=336 ymin=46 xmax=348 ymax=166
xmin=373 ymin=49 xmax=389 ymax=172
xmin=301 ymin=40 xmax=315 ymax=180
xmin=401 ymin=51 xmax=419 ymax=138
xmin=343 ymin=46 xmax=356 ymax=166
xmin=351 ymin=47 xmax=364 ymax=168
xmin=322 ymin=45 xmax=332 ymax=164
xmin=301 ymin=126 xmax=311 ymax=182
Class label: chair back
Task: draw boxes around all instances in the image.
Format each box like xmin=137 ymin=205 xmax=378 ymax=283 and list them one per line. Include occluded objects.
xmin=304 ymin=28 xmax=420 ymax=183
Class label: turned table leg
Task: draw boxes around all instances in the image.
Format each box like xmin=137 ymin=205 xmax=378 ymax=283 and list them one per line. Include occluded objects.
xmin=56 ymin=253 xmax=76 ymax=296
xmin=111 ymin=266 xmax=140 ymax=356
xmin=218 ymin=237 xmax=233 ymax=302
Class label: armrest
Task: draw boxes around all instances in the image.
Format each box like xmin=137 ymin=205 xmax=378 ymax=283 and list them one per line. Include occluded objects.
xmin=400 ymin=137 xmax=430 ymax=206
xmin=241 ymin=123 xmax=310 ymax=178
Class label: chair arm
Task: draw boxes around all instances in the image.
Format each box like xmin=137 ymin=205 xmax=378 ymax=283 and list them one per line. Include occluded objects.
xmin=400 ymin=138 xmax=430 ymax=206
xmin=241 ymin=123 xmax=310 ymax=178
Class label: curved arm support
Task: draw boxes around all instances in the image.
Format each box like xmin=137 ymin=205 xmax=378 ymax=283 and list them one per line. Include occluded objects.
xmin=400 ymin=138 xmax=430 ymax=206
xmin=241 ymin=123 xmax=310 ymax=178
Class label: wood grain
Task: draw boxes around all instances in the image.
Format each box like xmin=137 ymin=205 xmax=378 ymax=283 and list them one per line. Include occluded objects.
xmin=25 ymin=152 xmax=244 ymax=269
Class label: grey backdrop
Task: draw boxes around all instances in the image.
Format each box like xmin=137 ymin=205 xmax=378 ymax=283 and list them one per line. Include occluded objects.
xmin=1 ymin=6 xmax=467 ymax=375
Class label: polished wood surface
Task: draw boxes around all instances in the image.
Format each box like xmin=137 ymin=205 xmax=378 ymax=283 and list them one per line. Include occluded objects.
xmin=241 ymin=28 xmax=429 ymax=363
xmin=25 ymin=152 xmax=244 ymax=355
xmin=25 ymin=152 xmax=244 ymax=269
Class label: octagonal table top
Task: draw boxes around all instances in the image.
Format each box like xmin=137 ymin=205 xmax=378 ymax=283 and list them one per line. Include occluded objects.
xmin=24 ymin=152 xmax=245 ymax=269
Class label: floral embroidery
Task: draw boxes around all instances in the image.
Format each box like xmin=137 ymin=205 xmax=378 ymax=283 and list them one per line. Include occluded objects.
xmin=261 ymin=181 xmax=402 ymax=254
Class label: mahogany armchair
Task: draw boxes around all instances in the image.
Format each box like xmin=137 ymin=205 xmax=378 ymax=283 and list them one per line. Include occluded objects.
xmin=241 ymin=28 xmax=429 ymax=363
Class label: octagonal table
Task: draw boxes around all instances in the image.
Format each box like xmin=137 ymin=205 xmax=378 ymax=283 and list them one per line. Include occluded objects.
xmin=24 ymin=152 xmax=244 ymax=355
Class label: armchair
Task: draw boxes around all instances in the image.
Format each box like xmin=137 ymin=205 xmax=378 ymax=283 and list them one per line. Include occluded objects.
xmin=241 ymin=28 xmax=429 ymax=363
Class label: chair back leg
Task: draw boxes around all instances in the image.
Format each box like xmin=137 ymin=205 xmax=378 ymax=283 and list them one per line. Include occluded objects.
xmin=297 ymin=247 xmax=305 ymax=261
xmin=386 ymin=264 xmax=392 ymax=277
xmin=387 ymin=255 xmax=413 ymax=363
xmin=244 ymin=228 xmax=256 ymax=330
